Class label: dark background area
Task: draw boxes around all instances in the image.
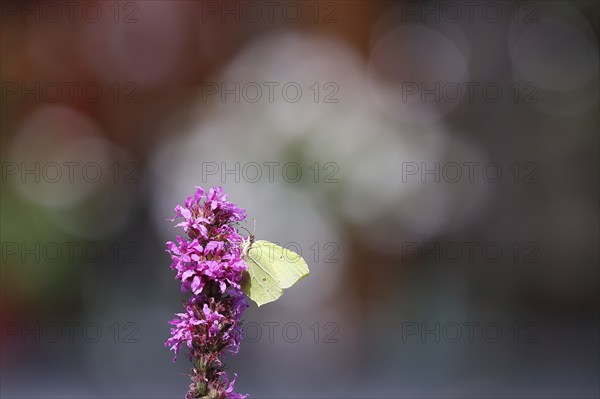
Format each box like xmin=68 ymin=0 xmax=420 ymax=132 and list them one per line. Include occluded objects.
xmin=1 ymin=1 xmax=599 ymax=398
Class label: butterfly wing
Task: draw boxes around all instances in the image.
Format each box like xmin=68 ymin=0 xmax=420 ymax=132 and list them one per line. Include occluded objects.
xmin=252 ymin=240 xmax=309 ymax=289
xmin=242 ymin=240 xmax=309 ymax=307
xmin=242 ymin=243 xmax=283 ymax=307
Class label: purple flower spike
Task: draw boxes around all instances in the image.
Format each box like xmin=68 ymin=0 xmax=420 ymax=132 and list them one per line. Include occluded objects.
xmin=165 ymin=186 xmax=248 ymax=399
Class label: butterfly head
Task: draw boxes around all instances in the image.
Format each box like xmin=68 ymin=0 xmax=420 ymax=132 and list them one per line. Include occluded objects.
xmin=241 ymin=234 xmax=254 ymax=258
xmin=240 ymin=220 xmax=256 ymax=258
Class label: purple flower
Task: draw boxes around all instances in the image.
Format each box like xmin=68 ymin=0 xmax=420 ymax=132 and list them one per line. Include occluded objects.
xmin=165 ymin=186 xmax=248 ymax=399
xmin=225 ymin=375 xmax=248 ymax=399
xmin=165 ymin=305 xmax=203 ymax=361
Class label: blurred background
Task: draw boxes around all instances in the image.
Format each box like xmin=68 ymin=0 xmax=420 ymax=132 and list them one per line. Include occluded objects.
xmin=1 ymin=0 xmax=599 ymax=398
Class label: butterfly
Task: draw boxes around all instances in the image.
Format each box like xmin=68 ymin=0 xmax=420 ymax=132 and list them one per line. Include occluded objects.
xmin=241 ymin=233 xmax=310 ymax=307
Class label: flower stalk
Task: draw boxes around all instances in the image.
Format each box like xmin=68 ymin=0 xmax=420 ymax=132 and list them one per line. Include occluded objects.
xmin=165 ymin=187 xmax=248 ymax=399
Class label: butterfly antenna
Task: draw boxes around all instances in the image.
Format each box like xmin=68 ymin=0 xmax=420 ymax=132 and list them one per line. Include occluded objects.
xmin=240 ymin=226 xmax=252 ymax=236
